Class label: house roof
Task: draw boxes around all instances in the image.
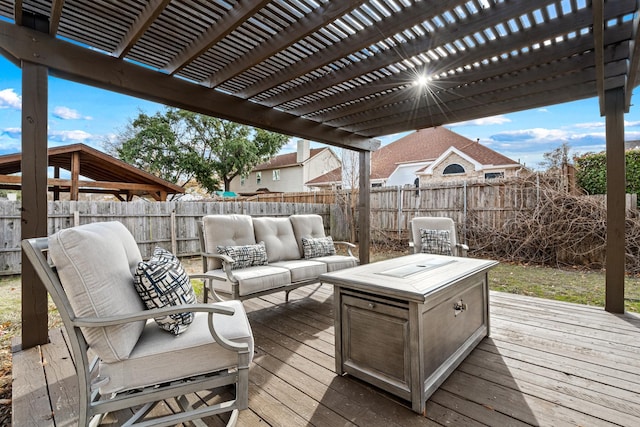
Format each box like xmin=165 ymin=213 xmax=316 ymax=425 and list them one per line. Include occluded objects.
xmin=1 ymin=1 xmax=638 ymax=152
xmin=306 ymin=167 xmax=343 ymax=186
xmin=0 ymin=143 xmax=184 ymax=200
xmin=371 ymin=127 xmax=519 ymax=180
xmin=253 ymin=148 xmax=326 ymax=171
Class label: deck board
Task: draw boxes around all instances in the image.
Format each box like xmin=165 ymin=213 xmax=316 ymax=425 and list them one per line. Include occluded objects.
xmin=12 ymin=288 xmax=640 ymax=426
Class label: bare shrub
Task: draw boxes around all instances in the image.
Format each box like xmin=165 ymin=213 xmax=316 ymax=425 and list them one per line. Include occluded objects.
xmin=466 ymin=175 xmax=640 ymax=274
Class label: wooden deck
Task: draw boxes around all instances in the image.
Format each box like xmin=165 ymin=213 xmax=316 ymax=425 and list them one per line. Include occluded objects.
xmin=12 ymin=287 xmax=640 ymax=426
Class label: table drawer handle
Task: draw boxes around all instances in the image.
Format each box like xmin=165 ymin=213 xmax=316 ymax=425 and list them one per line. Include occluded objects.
xmin=453 ymin=300 xmax=467 ymax=316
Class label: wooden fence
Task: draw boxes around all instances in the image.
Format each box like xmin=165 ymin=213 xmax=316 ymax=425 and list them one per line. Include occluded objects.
xmin=3 ymin=178 xmax=636 ymax=275
xmin=0 ymin=200 xmax=330 ymax=276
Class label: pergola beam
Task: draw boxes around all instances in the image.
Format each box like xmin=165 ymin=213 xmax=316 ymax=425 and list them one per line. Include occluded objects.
xmin=113 ymin=0 xmax=172 ymax=58
xmin=164 ymin=0 xmax=270 ymax=75
xmin=205 ymin=1 xmax=364 ymax=87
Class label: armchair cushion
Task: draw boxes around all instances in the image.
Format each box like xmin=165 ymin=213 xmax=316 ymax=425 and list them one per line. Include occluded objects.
xmin=134 ymin=247 xmax=197 ymax=335
xmin=419 ymin=228 xmax=453 ymax=256
xmin=302 ymin=236 xmax=336 ymax=259
xmin=48 ymin=221 xmax=145 ymax=363
xmin=217 ymin=242 xmax=268 ymax=270
xmin=98 ymin=300 xmax=254 ymax=394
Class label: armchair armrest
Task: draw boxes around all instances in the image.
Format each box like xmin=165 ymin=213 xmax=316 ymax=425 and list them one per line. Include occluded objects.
xmin=332 ymin=241 xmax=356 ymax=257
xmin=456 ymin=243 xmax=469 ymax=257
xmin=72 ymin=304 xmax=249 ymax=354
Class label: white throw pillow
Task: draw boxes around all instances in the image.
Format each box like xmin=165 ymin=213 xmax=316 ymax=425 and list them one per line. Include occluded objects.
xmin=301 ymin=236 xmax=336 ymax=259
xmin=419 ymin=228 xmax=453 ymax=256
xmin=134 ymin=247 xmax=196 ymax=335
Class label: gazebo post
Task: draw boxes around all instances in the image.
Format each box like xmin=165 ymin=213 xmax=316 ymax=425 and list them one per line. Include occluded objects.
xmin=358 ymin=150 xmax=371 ymax=264
xmin=20 ymin=61 xmax=50 ymax=348
xmin=605 ymin=86 xmax=626 ymax=314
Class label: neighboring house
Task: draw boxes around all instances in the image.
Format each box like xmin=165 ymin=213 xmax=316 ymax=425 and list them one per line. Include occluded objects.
xmin=371 ymin=127 xmax=524 ymax=187
xmin=230 ymin=140 xmax=341 ymax=194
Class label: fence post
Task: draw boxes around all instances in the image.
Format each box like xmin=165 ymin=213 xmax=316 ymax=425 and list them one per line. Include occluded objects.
xmin=398 ymin=186 xmax=403 ymax=237
xmin=170 ymin=210 xmax=177 ymax=255
xmin=463 ymin=180 xmax=467 ymax=244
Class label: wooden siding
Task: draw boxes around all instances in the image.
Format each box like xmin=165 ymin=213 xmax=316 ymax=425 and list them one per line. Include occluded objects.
xmin=12 ymin=290 xmax=640 ymax=426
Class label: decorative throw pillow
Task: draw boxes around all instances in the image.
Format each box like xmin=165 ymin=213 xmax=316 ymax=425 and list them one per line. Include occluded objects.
xmin=302 ymin=236 xmax=336 ymax=259
xmin=217 ymin=241 xmax=268 ymax=270
xmin=420 ymin=229 xmax=453 ymax=256
xmin=133 ymin=247 xmax=196 ymax=335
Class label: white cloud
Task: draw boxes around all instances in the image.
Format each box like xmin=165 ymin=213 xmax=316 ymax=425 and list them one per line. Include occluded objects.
xmin=0 ymin=88 xmax=21 ymax=110
xmin=2 ymin=127 xmax=21 ymax=139
xmin=53 ymin=106 xmax=92 ymax=120
xmin=48 ymin=129 xmax=93 ymax=142
xmin=573 ymin=121 xmax=605 ymax=129
xmin=491 ymin=128 xmax=569 ymax=143
xmin=537 ymin=108 xmax=549 ymax=113
xmin=448 ymin=115 xmax=511 ymax=127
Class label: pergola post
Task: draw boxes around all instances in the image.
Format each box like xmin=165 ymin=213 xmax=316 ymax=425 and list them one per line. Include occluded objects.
xmin=21 ymin=61 xmax=49 ymax=348
xmin=358 ymin=151 xmax=370 ymax=264
xmin=605 ymin=86 xmax=626 ymax=313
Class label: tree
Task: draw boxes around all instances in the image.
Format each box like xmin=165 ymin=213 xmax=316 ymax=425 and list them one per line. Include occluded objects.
xmin=575 ymin=150 xmax=640 ymax=200
xmin=106 ymin=108 xmax=289 ymax=193
xmin=539 ymin=142 xmax=571 ymax=171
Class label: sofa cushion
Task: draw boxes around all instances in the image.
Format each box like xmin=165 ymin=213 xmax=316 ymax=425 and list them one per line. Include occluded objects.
xmin=206 ymin=265 xmax=292 ymax=296
xmin=302 ymin=236 xmax=336 ymax=259
xmin=48 ymin=221 xmax=145 ymax=363
xmin=217 ymin=242 xmax=268 ymax=270
xmin=314 ymin=255 xmax=359 ymax=272
xmin=290 ymin=214 xmax=327 ymax=257
xmin=134 ymin=247 xmax=196 ymax=335
xmin=98 ymin=300 xmax=254 ymax=394
xmin=419 ymin=228 xmax=453 ymax=256
xmin=202 ymin=215 xmax=256 ymax=270
xmin=270 ymin=259 xmax=327 ymax=282
xmin=253 ymin=217 xmax=301 ymax=262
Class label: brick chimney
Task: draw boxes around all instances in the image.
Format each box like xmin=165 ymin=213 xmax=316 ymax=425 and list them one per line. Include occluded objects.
xmin=297 ymin=139 xmax=310 ymax=163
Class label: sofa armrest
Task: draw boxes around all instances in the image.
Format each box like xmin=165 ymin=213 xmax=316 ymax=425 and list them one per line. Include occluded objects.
xmin=333 ymin=241 xmax=356 ymax=258
xmin=201 ymin=251 xmax=239 ymax=282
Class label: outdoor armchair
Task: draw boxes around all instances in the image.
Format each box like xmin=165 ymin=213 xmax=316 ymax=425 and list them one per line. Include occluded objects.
xmin=410 ymin=216 xmax=469 ymax=257
xmin=21 ymin=221 xmax=253 ymax=426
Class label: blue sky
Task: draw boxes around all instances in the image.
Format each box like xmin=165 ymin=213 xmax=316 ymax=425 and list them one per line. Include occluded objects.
xmin=3 ymin=54 xmax=640 ymax=170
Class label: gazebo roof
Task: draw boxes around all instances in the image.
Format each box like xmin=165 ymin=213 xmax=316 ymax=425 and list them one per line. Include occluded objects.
xmin=0 ymin=143 xmax=184 ymax=200
xmin=1 ymin=1 xmax=638 ymax=152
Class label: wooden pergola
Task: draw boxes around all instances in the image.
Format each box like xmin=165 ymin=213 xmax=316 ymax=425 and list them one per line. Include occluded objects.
xmin=0 ymin=0 xmax=639 ymax=348
xmin=0 ymin=143 xmax=185 ymax=201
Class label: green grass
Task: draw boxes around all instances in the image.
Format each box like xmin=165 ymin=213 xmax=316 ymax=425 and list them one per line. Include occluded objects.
xmin=489 ymin=262 xmax=640 ymax=313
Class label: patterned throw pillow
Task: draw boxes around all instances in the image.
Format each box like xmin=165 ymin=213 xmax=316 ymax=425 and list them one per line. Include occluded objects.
xmin=302 ymin=236 xmax=336 ymax=259
xmin=419 ymin=229 xmax=453 ymax=256
xmin=133 ymin=247 xmax=197 ymax=335
xmin=217 ymin=242 xmax=268 ymax=270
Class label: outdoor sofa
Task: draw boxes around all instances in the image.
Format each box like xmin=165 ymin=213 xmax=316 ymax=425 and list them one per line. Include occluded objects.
xmin=199 ymin=214 xmax=358 ymax=301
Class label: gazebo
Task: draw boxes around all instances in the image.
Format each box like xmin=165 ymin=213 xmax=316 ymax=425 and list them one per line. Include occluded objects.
xmin=0 ymin=143 xmax=185 ymax=201
xmin=0 ymin=0 xmax=638 ymax=351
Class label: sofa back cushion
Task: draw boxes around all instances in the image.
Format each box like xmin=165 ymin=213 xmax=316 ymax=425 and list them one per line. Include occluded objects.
xmin=48 ymin=221 xmax=145 ymax=363
xmin=290 ymin=214 xmax=327 ymax=257
xmin=253 ymin=217 xmax=301 ymax=262
xmin=202 ymin=214 xmax=256 ymax=270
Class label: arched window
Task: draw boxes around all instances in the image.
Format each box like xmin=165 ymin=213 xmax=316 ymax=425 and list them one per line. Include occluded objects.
xmin=443 ymin=163 xmax=465 ymax=175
